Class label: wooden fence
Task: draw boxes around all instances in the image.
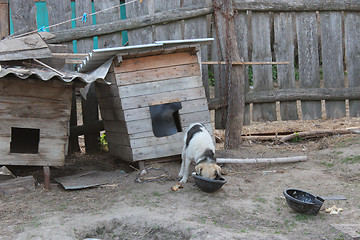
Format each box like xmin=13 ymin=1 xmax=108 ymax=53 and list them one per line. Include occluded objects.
xmin=2 ymin=0 xmax=360 ymax=151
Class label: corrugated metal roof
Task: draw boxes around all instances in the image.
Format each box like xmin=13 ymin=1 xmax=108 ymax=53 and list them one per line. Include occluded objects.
xmin=0 ymin=57 xmax=113 ymax=84
xmin=78 ymin=38 xmax=213 ymax=73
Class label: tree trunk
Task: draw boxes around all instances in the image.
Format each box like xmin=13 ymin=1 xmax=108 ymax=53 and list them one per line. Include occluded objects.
xmin=213 ymin=0 xmax=245 ymax=149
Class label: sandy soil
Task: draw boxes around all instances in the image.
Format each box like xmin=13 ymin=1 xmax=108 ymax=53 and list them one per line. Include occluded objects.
xmin=1 ymin=118 xmax=360 ymax=240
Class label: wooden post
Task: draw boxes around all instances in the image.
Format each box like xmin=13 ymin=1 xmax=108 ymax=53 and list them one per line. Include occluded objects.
xmin=68 ymin=89 xmax=80 ymax=153
xmin=0 ymin=0 xmax=9 ymax=39
xmin=213 ymin=0 xmax=245 ymax=148
xmin=81 ymin=83 xmax=100 ymax=153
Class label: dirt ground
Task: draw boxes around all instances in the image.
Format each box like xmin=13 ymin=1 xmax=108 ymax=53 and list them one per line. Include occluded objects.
xmin=1 ymin=118 xmax=360 ymax=240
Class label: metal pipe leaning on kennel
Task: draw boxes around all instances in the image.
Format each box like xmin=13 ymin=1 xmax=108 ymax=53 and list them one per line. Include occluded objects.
xmin=216 ymin=156 xmax=307 ymax=164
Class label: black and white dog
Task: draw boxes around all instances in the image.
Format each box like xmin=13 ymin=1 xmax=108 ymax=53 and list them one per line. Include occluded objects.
xmin=178 ymin=123 xmax=221 ymax=183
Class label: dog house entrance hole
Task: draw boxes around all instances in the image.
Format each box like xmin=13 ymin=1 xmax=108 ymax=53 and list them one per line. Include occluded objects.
xmin=149 ymin=101 xmax=182 ymax=137
xmin=10 ymin=127 xmax=40 ymax=154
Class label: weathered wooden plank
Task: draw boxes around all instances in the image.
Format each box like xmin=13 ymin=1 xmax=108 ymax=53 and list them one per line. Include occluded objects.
xmin=9 ymin=0 xmax=37 ymax=34
xmin=97 ymin=96 xmax=122 ymax=110
xmin=233 ymin=0 xmax=360 ymax=12
xmin=245 ymin=87 xmax=360 ymax=103
xmin=126 ymin=0 xmax=153 ymax=45
xmin=107 ymin=142 xmax=133 ymax=161
xmin=274 ymin=12 xmax=298 ymax=120
xmin=132 ymin=141 xmax=183 ymax=161
xmin=118 ymin=76 xmax=203 ymax=98
xmin=115 ymin=63 xmax=200 ymax=86
xmin=251 ymin=12 xmax=276 ymax=122
xmin=344 ymin=12 xmax=360 ymax=117
xmin=0 ymin=176 xmax=35 ymax=195
xmin=94 ymin=0 xmax=123 ymax=48
xmin=0 ymin=98 xmax=70 ymax=121
xmin=0 ymin=119 xmax=68 ymax=138
xmin=106 ymin=132 xmax=131 ymax=147
xmin=0 ymin=78 xmax=72 ymax=101
xmin=154 ymin=0 xmax=182 ymax=41
xmin=234 ymin=11 xmax=250 ymax=125
xmin=110 ymin=131 xmax=183 ymax=149
xmin=46 ymin=0 xmax=72 ymax=32
xmin=114 ymin=52 xmax=198 ymax=74
xmin=0 ymin=1 xmax=9 ymax=39
xmin=126 ymin=122 xmax=213 ymax=141
xmin=120 ymin=87 xmax=206 ymax=110
xmin=0 ymin=137 xmax=66 ymax=166
xmin=47 ymin=6 xmax=213 ymax=44
xmin=296 ymin=12 xmax=321 ymax=120
xmin=75 ymin=0 xmax=93 ymax=53
xmin=123 ymin=98 xmax=209 ymax=122
xmin=183 ymin=12 xmax=210 ymax=100
xmin=46 ymin=0 xmax=73 ymax=60
xmin=103 ymin=120 xmax=128 ymax=134
xmin=126 ymin=110 xmax=211 ymax=135
xmin=0 ymin=33 xmax=52 ymax=61
xmin=320 ymin=12 xmax=346 ymax=119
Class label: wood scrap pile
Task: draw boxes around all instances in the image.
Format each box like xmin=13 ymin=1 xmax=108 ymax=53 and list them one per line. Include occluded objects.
xmin=215 ymin=127 xmax=360 ymax=143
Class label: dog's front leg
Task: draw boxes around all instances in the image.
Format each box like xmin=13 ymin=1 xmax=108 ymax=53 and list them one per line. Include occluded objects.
xmin=179 ymin=157 xmax=191 ymax=183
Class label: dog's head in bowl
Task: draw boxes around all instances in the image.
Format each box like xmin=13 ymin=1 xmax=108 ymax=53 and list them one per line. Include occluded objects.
xmin=192 ymin=172 xmax=226 ymax=192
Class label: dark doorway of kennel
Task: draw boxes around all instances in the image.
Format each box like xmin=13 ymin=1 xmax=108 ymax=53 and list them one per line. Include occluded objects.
xmin=149 ymin=100 xmax=182 ymax=138
xmin=10 ymin=127 xmax=40 ymax=154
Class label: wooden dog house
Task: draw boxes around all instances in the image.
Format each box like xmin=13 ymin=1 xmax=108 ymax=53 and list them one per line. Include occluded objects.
xmin=79 ymin=39 xmax=214 ymax=165
xmin=0 ymin=67 xmax=97 ymax=167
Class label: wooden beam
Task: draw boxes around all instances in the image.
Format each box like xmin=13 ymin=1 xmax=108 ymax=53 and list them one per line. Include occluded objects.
xmin=52 ymin=53 xmax=89 ymax=58
xmin=280 ymin=128 xmax=360 ymax=142
xmin=208 ymin=87 xmax=360 ymax=110
xmin=46 ymin=6 xmax=213 ymax=43
xmin=246 ymin=87 xmax=360 ymax=103
xmin=203 ymin=61 xmax=289 ymax=65
xmin=233 ymin=0 xmax=360 ymax=12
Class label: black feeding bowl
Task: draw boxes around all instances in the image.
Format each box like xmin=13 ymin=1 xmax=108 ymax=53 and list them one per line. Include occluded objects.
xmin=283 ymin=188 xmax=324 ymax=215
xmin=192 ymin=172 xmax=226 ymax=192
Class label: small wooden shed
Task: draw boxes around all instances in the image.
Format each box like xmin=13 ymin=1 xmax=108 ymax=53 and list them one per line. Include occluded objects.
xmin=79 ymin=39 xmax=214 ymax=165
xmin=0 ymin=67 xmax=89 ymax=167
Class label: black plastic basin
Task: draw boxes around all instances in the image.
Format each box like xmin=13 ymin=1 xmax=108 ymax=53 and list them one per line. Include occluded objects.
xmin=283 ymin=188 xmax=325 ymax=215
xmin=192 ymin=172 xmax=226 ymax=192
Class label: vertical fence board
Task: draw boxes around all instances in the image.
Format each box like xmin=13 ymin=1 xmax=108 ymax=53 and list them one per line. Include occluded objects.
xmin=345 ymin=12 xmax=360 ymax=117
xmin=296 ymin=12 xmax=321 ymax=120
xmin=154 ymin=0 xmax=182 ymax=40
xmin=0 ymin=1 xmax=9 ymax=39
xmin=46 ymin=0 xmax=72 ymax=32
xmin=126 ymin=0 xmax=154 ymax=45
xmin=46 ymin=0 xmax=73 ymax=65
xmin=251 ymin=12 xmax=276 ymax=122
xmin=212 ymin=10 xmax=227 ymax=129
xmin=235 ymin=12 xmax=251 ymax=125
xmin=9 ymin=0 xmax=37 ymax=34
xmin=183 ymin=0 xmax=210 ymax=99
xmin=94 ymin=0 xmax=122 ymax=48
xmin=274 ymin=12 xmax=298 ymax=120
xmin=320 ymin=12 xmax=345 ymax=118
xmin=75 ymin=0 xmax=93 ymax=53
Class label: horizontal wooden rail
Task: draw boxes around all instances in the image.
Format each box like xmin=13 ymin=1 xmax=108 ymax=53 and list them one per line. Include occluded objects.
xmin=208 ymin=87 xmax=360 ymax=110
xmin=52 ymin=53 xmax=89 ymax=58
xmin=47 ymin=6 xmax=213 ymax=43
xmin=203 ymin=61 xmax=289 ymax=65
xmin=233 ymin=0 xmax=360 ymax=12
